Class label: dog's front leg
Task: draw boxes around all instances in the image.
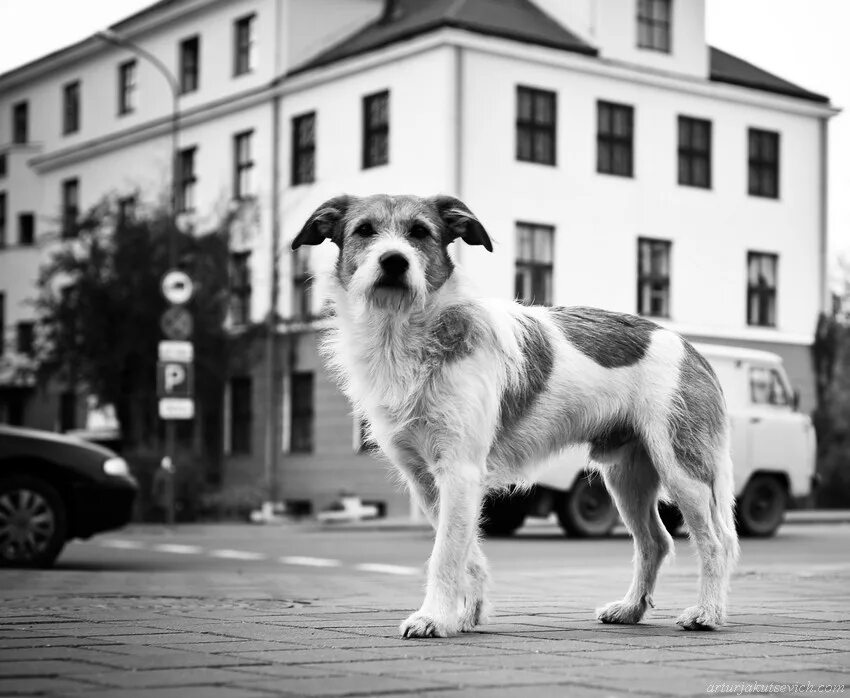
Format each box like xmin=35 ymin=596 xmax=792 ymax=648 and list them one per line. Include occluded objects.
xmin=401 ymin=462 xmax=483 ymax=638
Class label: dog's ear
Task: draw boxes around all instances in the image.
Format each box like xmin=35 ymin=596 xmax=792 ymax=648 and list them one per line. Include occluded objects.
xmin=430 ymin=195 xmax=493 ymax=252
xmin=292 ymin=195 xmax=351 ymax=249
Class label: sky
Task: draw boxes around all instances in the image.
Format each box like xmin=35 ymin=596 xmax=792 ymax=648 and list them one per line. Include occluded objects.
xmin=0 ymin=0 xmax=847 ymax=263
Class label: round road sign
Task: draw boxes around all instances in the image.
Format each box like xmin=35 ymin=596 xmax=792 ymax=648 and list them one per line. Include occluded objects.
xmin=161 ymin=270 xmax=194 ymax=305
xmin=160 ymin=306 xmax=194 ymax=340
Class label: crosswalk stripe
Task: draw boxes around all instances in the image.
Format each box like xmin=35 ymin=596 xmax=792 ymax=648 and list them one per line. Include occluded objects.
xmin=210 ymin=549 xmax=268 ymax=561
xmin=98 ymin=539 xmax=146 ymax=550
xmin=354 ymin=563 xmax=419 ymax=576
xmin=153 ymin=544 xmax=203 ymax=555
xmin=280 ymin=556 xmax=342 ymax=567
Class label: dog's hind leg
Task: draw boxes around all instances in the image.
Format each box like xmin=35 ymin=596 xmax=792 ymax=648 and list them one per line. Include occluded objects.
xmin=661 ymin=449 xmax=739 ymax=630
xmin=400 ymin=461 xmax=484 ymax=638
xmin=596 ymin=444 xmax=673 ymax=625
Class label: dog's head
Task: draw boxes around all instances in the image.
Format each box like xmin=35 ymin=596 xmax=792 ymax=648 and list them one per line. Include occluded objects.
xmin=292 ymin=194 xmax=491 ymax=311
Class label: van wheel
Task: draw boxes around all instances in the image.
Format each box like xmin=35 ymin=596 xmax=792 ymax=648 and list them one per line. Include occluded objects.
xmin=658 ymin=502 xmax=684 ymax=536
xmin=480 ymin=490 xmax=529 ymax=537
xmin=736 ymin=475 xmax=786 ymax=537
xmin=0 ymin=475 xmax=67 ymax=568
xmin=557 ymin=477 xmax=618 ymax=538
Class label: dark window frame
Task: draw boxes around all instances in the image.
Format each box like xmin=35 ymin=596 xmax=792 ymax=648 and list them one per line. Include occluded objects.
xmin=179 ymin=35 xmax=200 ymax=94
xmin=16 ymin=321 xmax=35 ymax=356
xmin=597 ymin=101 xmax=634 ymax=177
xmin=0 ymin=191 xmax=6 ymax=248
xmin=515 ymin=221 xmax=555 ymax=306
xmin=637 ymin=237 xmax=672 ymax=318
xmin=117 ymin=196 xmax=136 ymax=227
xmin=516 ymin=85 xmax=557 ymax=166
xmin=118 ymin=60 xmax=137 ymax=115
xmin=678 ymin=115 xmax=711 ymax=188
xmin=63 ymin=80 xmax=81 ymax=135
xmin=18 ymin=212 xmax=35 ymax=246
xmin=291 ymin=112 xmax=316 ymax=185
xmin=362 ymin=90 xmax=389 ymax=169
xmin=177 ymin=147 xmax=197 ymax=213
xmin=229 ymin=251 xmax=252 ymax=326
xmin=12 ymin=101 xmax=28 ymax=144
xmin=0 ymin=153 xmax=7 ymax=178
xmin=0 ymin=292 xmax=4 ymax=357
xmin=748 ymin=128 xmax=780 ymax=199
xmin=747 ymin=251 xmax=778 ymax=327
xmin=230 ymin=376 xmax=252 ymax=455
xmin=290 ymin=372 xmax=314 ymax=453
xmin=233 ymin=14 xmax=256 ymax=76
xmin=61 ymin=178 xmax=79 ymax=239
xmin=233 ymin=130 xmax=254 ymax=200
xmin=637 ymin=0 xmax=672 ymax=52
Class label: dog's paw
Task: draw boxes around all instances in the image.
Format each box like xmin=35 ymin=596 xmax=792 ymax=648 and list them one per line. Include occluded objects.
xmin=676 ymin=605 xmax=723 ymax=631
xmin=596 ymin=599 xmax=648 ymax=625
xmin=459 ymin=597 xmax=490 ymax=632
xmin=400 ymin=611 xmax=452 ymax=638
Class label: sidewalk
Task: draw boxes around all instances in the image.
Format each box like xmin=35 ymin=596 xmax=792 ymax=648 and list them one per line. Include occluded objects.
xmin=1 ymin=563 xmax=848 ymax=697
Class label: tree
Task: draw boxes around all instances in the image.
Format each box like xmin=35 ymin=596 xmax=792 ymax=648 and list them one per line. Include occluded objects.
xmin=35 ymin=197 xmax=232 ymax=482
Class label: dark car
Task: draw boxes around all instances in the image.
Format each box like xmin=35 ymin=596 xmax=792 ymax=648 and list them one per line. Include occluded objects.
xmin=0 ymin=425 xmax=138 ymax=567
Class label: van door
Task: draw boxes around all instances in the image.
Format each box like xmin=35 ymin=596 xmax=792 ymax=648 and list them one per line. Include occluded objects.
xmin=744 ymin=364 xmax=807 ymax=480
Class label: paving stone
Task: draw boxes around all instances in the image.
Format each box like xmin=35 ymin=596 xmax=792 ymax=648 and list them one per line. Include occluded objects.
xmin=243 ymin=673 xmax=449 ymax=696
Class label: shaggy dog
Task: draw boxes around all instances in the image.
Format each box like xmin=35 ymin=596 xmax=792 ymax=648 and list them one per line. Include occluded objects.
xmin=292 ymin=194 xmax=740 ymax=638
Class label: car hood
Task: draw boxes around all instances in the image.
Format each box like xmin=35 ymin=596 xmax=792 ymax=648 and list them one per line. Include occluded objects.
xmin=0 ymin=425 xmax=118 ymax=472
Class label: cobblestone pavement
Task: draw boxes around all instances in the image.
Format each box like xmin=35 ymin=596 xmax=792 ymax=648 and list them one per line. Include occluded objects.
xmin=1 ymin=523 xmax=848 ymax=697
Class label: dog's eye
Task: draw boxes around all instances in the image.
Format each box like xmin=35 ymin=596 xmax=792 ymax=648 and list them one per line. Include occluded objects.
xmin=354 ymin=222 xmax=375 ymax=237
xmin=409 ymin=223 xmax=429 ymax=240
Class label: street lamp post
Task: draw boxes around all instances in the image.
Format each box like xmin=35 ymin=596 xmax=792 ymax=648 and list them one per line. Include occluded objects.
xmin=96 ymin=30 xmax=182 ymax=525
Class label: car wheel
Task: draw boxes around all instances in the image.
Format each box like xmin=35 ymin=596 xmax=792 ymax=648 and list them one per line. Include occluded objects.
xmin=480 ymin=490 xmax=529 ymax=537
xmin=736 ymin=475 xmax=786 ymax=537
xmin=0 ymin=475 xmax=67 ymax=568
xmin=557 ymin=476 xmax=619 ymax=538
xmin=658 ymin=501 xmax=685 ymax=536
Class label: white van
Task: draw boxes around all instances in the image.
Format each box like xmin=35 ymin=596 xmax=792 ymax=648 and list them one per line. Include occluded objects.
xmin=481 ymin=343 xmax=817 ymax=538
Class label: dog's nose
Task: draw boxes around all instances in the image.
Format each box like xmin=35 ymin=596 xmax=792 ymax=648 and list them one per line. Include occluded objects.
xmin=379 ymin=252 xmax=409 ymax=277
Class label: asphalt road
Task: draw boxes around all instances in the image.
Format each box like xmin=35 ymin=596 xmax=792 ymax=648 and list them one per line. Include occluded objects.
xmin=8 ymin=519 xmax=847 ymax=603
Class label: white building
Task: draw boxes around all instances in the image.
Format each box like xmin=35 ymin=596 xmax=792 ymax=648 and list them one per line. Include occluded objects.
xmin=0 ymin=0 xmax=837 ymax=516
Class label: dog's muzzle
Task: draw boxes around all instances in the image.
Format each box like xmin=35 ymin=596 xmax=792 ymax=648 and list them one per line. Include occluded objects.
xmin=376 ymin=252 xmax=409 ymax=288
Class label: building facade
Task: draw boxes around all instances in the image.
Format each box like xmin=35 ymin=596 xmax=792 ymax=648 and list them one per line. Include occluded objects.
xmin=0 ymin=0 xmax=837 ymax=517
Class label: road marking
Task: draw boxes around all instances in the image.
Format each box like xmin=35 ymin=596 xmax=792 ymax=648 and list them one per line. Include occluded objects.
xmin=98 ymin=539 xmax=146 ymax=550
xmin=280 ymin=556 xmax=342 ymax=568
xmin=210 ymin=549 xmax=268 ymax=561
xmin=153 ymin=543 xmax=204 ymax=555
xmin=354 ymin=563 xmax=419 ymax=576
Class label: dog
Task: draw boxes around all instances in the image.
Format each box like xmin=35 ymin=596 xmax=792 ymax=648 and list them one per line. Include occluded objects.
xmin=292 ymin=194 xmax=740 ymax=638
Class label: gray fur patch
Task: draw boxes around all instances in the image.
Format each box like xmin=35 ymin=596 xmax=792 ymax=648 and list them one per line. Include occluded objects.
xmin=498 ymin=315 xmax=554 ymax=433
xmin=669 ymin=342 xmax=726 ymax=483
xmin=548 ymin=306 xmax=658 ymax=368
xmin=430 ymin=306 xmax=478 ymax=362
xmin=588 ymin=422 xmax=638 ymax=461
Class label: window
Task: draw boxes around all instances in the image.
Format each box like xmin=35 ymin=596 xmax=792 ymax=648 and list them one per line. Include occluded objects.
xmin=748 ymin=128 xmax=780 ymax=198
xmin=234 ymin=14 xmax=256 ymax=76
xmin=117 ymin=196 xmax=136 ymax=227
xmin=0 ymin=153 xmax=6 ymax=178
xmin=180 ymin=36 xmax=200 ymax=93
xmin=18 ymin=213 xmax=34 ymax=246
xmin=516 ymin=86 xmax=557 ymax=165
xmin=59 ymin=391 xmax=77 ymax=432
xmin=362 ymin=90 xmax=389 ymax=169
xmin=230 ymin=377 xmax=252 ymax=455
xmin=230 ymin=251 xmax=251 ymax=326
xmin=292 ymin=247 xmax=311 ymax=321
xmin=637 ymin=0 xmax=672 ymax=52
xmin=177 ymin=147 xmax=196 ymax=213
xmin=12 ymin=101 xmax=28 ymax=143
xmin=750 ymin=367 xmax=791 ymax=407
xmin=515 ymin=222 xmax=554 ymax=305
xmin=747 ymin=252 xmax=778 ymax=327
xmin=233 ymin=130 xmax=254 ymax=199
xmin=0 ymin=191 xmax=6 ymax=247
xmin=291 ymin=112 xmax=315 ymax=185
xmin=16 ymin=321 xmax=34 ymax=355
xmin=597 ymin=101 xmax=634 ymax=177
xmin=290 ymin=372 xmax=314 ymax=453
xmin=63 ymin=81 xmax=80 ymax=134
xmin=0 ymin=293 xmax=4 ymax=356
xmin=678 ymin=116 xmax=711 ymax=188
xmin=637 ymin=238 xmax=671 ymax=318
xmin=62 ymin=178 xmax=79 ymax=239
xmin=118 ymin=60 xmax=137 ymax=114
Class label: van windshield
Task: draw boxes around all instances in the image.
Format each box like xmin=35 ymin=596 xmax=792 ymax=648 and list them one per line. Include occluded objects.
xmin=750 ymin=366 xmax=791 ymax=406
